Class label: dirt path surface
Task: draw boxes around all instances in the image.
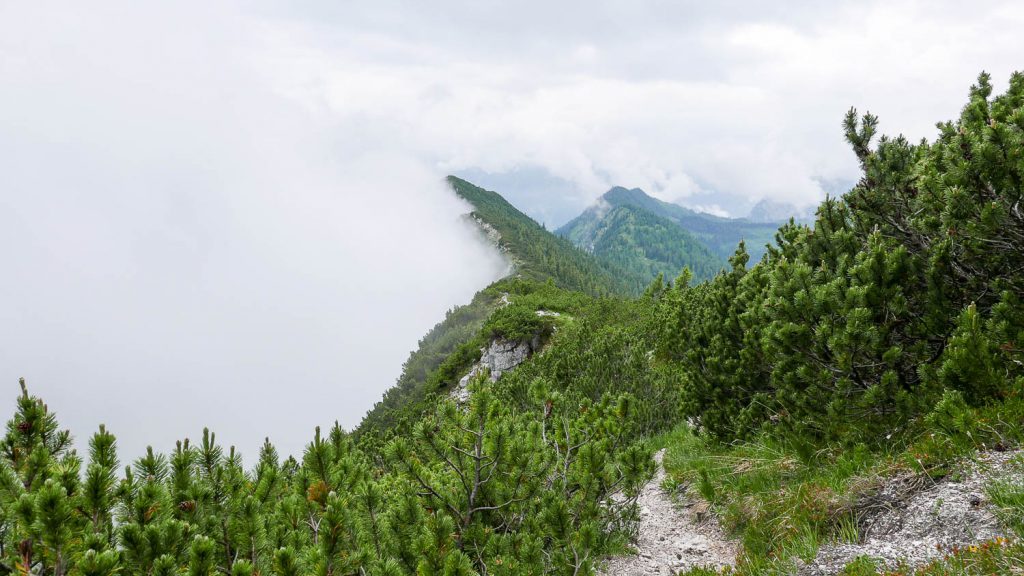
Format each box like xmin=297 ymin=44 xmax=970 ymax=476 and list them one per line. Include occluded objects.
xmin=600 ymin=449 xmax=737 ymax=575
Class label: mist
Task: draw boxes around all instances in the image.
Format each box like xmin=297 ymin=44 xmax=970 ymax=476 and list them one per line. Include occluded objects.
xmin=4 ymin=0 xmax=1023 ymax=461
xmin=0 ymin=2 xmax=508 ymax=461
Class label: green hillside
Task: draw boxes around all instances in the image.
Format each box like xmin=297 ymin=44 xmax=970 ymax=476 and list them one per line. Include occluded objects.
xmin=558 ymin=186 xmax=784 ymax=264
xmin=357 ymin=176 xmax=654 ymax=436
xmin=448 ymin=176 xmax=652 ymax=296
xmin=579 ymin=203 xmax=724 ymax=282
xmin=355 ymin=287 xmax=499 ymax=435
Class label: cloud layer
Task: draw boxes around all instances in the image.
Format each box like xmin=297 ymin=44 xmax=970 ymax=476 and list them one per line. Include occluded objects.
xmin=2 ymin=0 xmax=1022 ymax=459
xmin=0 ymin=1 xmax=508 ymax=460
xmin=262 ymin=0 xmax=1023 ymax=219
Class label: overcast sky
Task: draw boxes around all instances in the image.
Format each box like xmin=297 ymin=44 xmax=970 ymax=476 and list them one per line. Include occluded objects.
xmin=2 ymin=0 xmax=1022 ymax=462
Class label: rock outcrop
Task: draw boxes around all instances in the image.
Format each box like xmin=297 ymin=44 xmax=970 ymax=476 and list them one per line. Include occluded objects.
xmin=800 ymin=449 xmax=1022 ymax=575
xmin=453 ymin=335 xmax=540 ymax=402
xmin=471 ymin=215 xmax=505 ymax=250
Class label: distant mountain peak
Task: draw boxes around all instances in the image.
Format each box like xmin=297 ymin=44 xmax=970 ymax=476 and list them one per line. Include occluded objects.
xmin=559 ymin=185 xmax=784 ymax=264
xmin=747 ymin=198 xmax=815 ymax=223
xmin=602 ymin=185 xmax=662 ymax=205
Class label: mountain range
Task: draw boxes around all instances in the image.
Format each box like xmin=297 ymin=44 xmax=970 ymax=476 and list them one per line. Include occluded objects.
xmin=746 ymin=197 xmax=816 ymax=223
xmin=557 ymin=185 xmax=788 ymax=278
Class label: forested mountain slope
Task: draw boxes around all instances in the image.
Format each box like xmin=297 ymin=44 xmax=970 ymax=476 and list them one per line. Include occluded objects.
xmin=358 ymin=176 xmax=654 ymax=435
xmin=448 ymin=176 xmax=653 ymax=296
xmin=570 ymin=203 xmax=723 ymax=282
xmin=558 ymin=186 xmax=783 ymax=263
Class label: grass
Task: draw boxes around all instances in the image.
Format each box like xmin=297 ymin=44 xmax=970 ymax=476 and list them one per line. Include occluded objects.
xmin=663 ymin=425 xmax=889 ymax=574
xmin=985 ymin=454 xmax=1024 ymax=537
xmin=838 ymin=556 xmax=882 ymax=575
xmin=664 ymin=394 xmax=1024 ymax=575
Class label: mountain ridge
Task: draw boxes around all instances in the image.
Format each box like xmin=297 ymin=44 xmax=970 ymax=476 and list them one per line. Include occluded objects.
xmin=448 ymin=176 xmax=653 ymax=296
xmin=7 ymin=72 xmax=1024 ymax=576
xmin=571 ymin=203 xmax=724 ymax=282
xmin=357 ymin=176 xmax=656 ymax=435
xmin=558 ymin=185 xmax=785 ymax=264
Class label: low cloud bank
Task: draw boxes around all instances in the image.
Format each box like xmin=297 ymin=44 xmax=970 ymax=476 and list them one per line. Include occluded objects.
xmin=0 ymin=1 xmax=508 ymax=460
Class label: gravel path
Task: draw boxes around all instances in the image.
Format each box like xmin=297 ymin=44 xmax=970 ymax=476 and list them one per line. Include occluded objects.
xmin=600 ymin=448 xmax=1021 ymax=575
xmin=600 ymin=449 xmax=737 ymax=575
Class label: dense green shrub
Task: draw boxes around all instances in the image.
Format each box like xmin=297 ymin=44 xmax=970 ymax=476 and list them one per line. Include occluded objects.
xmin=0 ymin=379 xmax=651 ymax=576
xmin=657 ymin=72 xmax=1024 ymax=444
xmin=483 ymin=305 xmax=549 ymax=342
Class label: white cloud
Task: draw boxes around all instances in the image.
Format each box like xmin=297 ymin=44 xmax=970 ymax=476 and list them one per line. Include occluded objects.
xmin=253 ymin=0 xmax=1023 ymax=216
xmin=2 ymin=0 xmax=1022 ymax=460
xmin=686 ymin=204 xmax=731 ymax=218
xmin=0 ymin=1 xmax=508 ymax=461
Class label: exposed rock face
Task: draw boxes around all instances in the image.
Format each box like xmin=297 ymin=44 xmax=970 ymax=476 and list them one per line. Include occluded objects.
xmin=467 ymin=214 xmax=513 ymax=260
xmin=472 ymin=215 xmax=505 ymax=249
xmin=453 ymin=336 xmax=540 ymax=402
xmin=479 ymin=338 xmax=534 ymax=380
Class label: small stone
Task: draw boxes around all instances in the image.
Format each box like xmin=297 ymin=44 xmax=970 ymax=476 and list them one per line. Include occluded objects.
xmin=691 ymin=501 xmax=710 ymax=522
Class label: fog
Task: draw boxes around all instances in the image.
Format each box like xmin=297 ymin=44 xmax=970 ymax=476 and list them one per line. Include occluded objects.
xmin=252 ymin=0 xmax=1024 ymax=218
xmin=0 ymin=2 xmax=508 ymax=461
xmin=2 ymin=0 xmax=1023 ymax=461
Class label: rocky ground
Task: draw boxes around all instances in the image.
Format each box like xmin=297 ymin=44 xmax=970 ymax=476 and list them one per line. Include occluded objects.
xmin=600 ymin=448 xmax=1021 ymax=576
xmin=599 ymin=449 xmax=737 ymax=575
xmin=799 ymin=449 xmax=1022 ymax=575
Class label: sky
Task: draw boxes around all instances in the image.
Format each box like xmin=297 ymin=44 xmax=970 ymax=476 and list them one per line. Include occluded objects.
xmin=2 ymin=0 xmax=1022 ymax=462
